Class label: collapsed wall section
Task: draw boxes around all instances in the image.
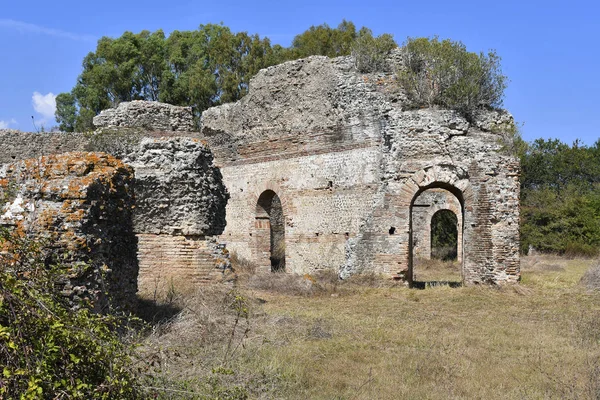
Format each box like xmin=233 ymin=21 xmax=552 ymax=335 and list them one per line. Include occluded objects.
xmin=0 ymin=152 xmax=138 ymax=310
xmin=202 ymin=56 xmax=387 ymax=274
xmin=126 ymin=137 xmax=230 ymax=294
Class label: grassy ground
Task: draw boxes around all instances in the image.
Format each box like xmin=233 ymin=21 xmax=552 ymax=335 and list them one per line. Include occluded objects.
xmin=413 ymin=257 xmax=462 ymax=283
xmin=139 ymin=256 xmax=600 ymax=399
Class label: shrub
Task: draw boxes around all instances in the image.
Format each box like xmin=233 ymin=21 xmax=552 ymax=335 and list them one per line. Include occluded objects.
xmin=0 ymin=228 xmax=143 ymax=399
xmin=397 ymin=37 xmax=507 ymax=116
xmin=351 ymin=29 xmax=397 ymax=73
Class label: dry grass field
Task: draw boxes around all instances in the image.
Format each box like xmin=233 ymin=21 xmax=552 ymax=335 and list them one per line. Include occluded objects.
xmin=139 ymin=256 xmax=600 ymax=399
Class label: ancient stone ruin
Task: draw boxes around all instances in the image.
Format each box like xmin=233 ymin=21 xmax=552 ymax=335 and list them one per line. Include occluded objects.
xmin=201 ymin=55 xmax=520 ymax=284
xmin=0 ymin=52 xmax=521 ymax=304
xmin=0 ymin=153 xmax=138 ymax=310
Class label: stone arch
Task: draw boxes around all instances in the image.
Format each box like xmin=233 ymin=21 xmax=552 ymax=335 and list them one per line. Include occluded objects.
xmin=254 ymin=189 xmax=286 ymax=272
xmin=411 ymin=189 xmax=463 ymax=263
xmin=394 ymin=166 xmax=474 ymax=284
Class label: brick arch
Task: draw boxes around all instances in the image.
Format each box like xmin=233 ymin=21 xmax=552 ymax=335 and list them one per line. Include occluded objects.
xmin=394 ymin=166 xmax=475 ymax=283
xmin=249 ymin=182 xmax=289 ymax=272
xmin=412 ymin=189 xmax=463 ymax=263
xmin=248 ymin=181 xmax=291 ymax=221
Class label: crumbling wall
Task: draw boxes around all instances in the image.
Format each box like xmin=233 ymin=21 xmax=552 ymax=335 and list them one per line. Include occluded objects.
xmin=202 ymin=55 xmax=520 ymax=284
xmin=1 ymin=124 xmax=231 ymax=296
xmin=93 ymin=100 xmax=195 ymax=132
xmin=0 ymin=130 xmax=89 ymax=164
xmin=125 ymin=137 xmax=230 ymax=294
xmin=0 ymin=152 xmax=138 ymax=310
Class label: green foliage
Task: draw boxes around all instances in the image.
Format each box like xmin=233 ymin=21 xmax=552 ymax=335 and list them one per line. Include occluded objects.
xmin=520 ymin=139 xmax=600 ymax=256
xmin=55 ymin=93 xmax=77 ymax=132
xmin=397 ymin=37 xmax=507 ymax=116
xmin=56 ymin=21 xmax=401 ymax=130
xmin=351 ymin=28 xmax=397 ymax=73
xmin=56 ymin=25 xmax=281 ymax=130
xmin=289 ymin=19 xmax=359 ymax=58
xmin=430 ymin=210 xmax=458 ymax=261
xmin=0 ymin=228 xmax=144 ymax=399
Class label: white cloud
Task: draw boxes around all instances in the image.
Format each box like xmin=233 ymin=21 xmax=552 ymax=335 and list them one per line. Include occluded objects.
xmin=32 ymin=92 xmax=57 ymax=122
xmin=0 ymin=118 xmax=17 ymax=129
xmin=0 ymin=19 xmax=95 ymax=42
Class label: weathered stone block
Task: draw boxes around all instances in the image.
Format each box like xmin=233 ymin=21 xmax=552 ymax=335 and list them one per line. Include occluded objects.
xmin=0 ymin=152 xmax=138 ymax=310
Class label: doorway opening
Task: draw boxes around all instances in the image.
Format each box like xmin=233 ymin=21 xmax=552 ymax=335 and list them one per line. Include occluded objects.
xmin=255 ymin=190 xmax=285 ymax=272
xmin=410 ymin=187 xmax=462 ymax=288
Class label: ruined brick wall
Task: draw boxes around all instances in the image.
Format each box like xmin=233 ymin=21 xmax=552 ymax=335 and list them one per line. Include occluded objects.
xmin=0 ymin=152 xmax=138 ymax=310
xmin=137 ymin=234 xmax=230 ymax=294
xmin=0 ymin=131 xmax=230 ymax=297
xmin=125 ymin=137 xmax=230 ymax=295
xmin=0 ymin=130 xmax=89 ymax=164
xmin=202 ymin=55 xmax=520 ymax=284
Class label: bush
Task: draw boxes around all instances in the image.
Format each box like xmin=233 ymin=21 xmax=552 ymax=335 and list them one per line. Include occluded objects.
xmin=0 ymin=228 xmax=143 ymax=399
xmin=351 ymin=29 xmax=397 ymax=73
xmin=397 ymin=37 xmax=507 ymax=116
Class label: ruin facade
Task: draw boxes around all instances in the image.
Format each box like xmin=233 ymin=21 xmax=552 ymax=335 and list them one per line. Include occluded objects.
xmin=201 ymin=55 xmax=520 ymax=284
xmin=0 ymin=52 xmax=521 ymax=290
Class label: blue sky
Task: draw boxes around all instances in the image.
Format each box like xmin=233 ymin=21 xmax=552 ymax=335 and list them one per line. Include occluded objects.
xmin=0 ymin=0 xmax=597 ymax=145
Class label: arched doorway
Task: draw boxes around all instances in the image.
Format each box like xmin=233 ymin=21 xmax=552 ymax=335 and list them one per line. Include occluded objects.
xmin=255 ymin=190 xmax=285 ymax=272
xmin=409 ymin=186 xmax=463 ymax=287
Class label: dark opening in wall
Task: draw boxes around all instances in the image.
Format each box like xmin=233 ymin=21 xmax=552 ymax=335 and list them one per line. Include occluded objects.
xmin=389 ymin=227 xmax=396 ymax=235
xmin=431 ymin=210 xmax=458 ymax=261
xmin=256 ymin=190 xmax=285 ymax=272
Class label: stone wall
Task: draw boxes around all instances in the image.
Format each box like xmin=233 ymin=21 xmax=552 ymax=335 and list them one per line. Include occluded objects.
xmin=0 ymin=132 xmax=231 ymax=298
xmin=0 ymin=53 xmax=521 ymax=287
xmin=125 ymin=137 xmax=230 ymax=295
xmin=0 ymin=152 xmax=138 ymax=310
xmin=93 ymin=100 xmax=195 ymax=132
xmin=0 ymin=130 xmax=89 ymax=164
xmin=202 ymin=55 xmax=520 ymax=284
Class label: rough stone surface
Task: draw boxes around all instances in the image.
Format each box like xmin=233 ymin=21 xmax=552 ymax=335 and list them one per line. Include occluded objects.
xmin=0 ymin=130 xmax=89 ymax=164
xmin=0 ymin=152 xmax=138 ymax=310
xmin=124 ymin=137 xmax=231 ymax=294
xmin=93 ymin=100 xmax=195 ymax=132
xmin=202 ymin=55 xmax=520 ymax=285
xmin=1 ymin=128 xmax=231 ymax=296
xmin=0 ymin=52 xmax=521 ymax=289
xmin=126 ymin=137 xmax=229 ymax=236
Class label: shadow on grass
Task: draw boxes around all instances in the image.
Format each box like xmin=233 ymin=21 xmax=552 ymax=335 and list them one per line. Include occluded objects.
xmin=135 ymin=297 xmax=182 ymax=324
xmin=410 ymin=280 xmax=463 ymax=289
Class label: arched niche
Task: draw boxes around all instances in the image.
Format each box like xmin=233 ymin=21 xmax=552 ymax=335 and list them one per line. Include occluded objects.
xmin=255 ymin=190 xmax=286 ymax=272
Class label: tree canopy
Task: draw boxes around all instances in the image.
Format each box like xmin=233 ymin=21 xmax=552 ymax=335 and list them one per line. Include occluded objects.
xmin=520 ymin=138 xmax=600 ymax=256
xmin=397 ymin=37 xmax=507 ymax=116
xmin=56 ymin=21 xmax=400 ymax=131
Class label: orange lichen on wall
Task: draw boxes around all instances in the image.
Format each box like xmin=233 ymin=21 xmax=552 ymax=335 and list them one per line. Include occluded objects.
xmin=0 ymin=152 xmax=133 ymax=251
xmin=0 ymin=151 xmax=138 ymax=311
